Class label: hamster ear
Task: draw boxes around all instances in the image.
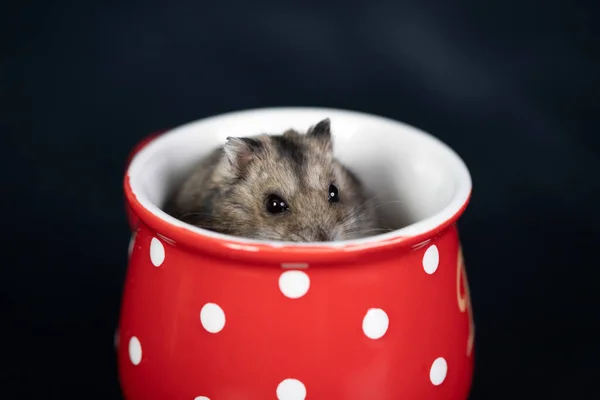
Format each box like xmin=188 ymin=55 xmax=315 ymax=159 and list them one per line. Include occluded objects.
xmin=223 ymin=137 xmax=264 ymax=174
xmin=307 ymin=118 xmax=333 ymax=152
xmin=307 ymin=118 xmax=331 ymax=139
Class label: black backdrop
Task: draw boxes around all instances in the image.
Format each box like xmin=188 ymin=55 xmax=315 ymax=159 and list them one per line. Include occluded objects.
xmin=3 ymin=1 xmax=599 ymax=399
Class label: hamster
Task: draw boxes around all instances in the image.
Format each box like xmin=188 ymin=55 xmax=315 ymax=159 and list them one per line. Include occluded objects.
xmin=163 ymin=118 xmax=382 ymax=242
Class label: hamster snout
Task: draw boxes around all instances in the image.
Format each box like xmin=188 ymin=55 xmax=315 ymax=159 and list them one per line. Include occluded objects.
xmin=164 ymin=118 xmax=382 ymax=242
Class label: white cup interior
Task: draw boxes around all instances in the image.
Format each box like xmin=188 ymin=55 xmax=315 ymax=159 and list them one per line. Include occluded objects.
xmin=127 ymin=107 xmax=471 ymax=246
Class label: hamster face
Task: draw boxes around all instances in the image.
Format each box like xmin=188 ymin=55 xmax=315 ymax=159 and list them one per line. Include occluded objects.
xmin=214 ymin=119 xmax=379 ymax=242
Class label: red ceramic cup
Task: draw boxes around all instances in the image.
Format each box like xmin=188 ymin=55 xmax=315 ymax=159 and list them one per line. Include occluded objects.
xmin=117 ymin=107 xmax=474 ymax=400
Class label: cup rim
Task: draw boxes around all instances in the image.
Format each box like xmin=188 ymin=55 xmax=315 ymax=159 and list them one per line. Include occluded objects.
xmin=124 ymin=107 xmax=472 ymax=263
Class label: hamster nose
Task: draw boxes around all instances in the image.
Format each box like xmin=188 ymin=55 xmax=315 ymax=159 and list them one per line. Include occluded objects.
xmin=316 ymin=228 xmax=329 ymax=242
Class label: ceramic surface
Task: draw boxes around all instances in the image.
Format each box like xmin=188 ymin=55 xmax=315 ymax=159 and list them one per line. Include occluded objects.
xmin=118 ymin=107 xmax=474 ymax=400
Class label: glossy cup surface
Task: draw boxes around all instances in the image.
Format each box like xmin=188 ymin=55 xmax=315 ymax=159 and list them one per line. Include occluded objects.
xmin=118 ymin=107 xmax=474 ymax=400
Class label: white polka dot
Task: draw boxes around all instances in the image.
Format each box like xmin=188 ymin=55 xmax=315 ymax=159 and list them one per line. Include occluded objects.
xmin=422 ymin=244 xmax=439 ymax=274
xmin=128 ymin=336 xmax=142 ymax=366
xmin=200 ymin=303 xmax=226 ymax=333
xmin=194 ymin=397 xmax=210 ymax=400
xmin=276 ymin=378 xmax=307 ymax=400
xmin=278 ymin=270 xmax=310 ymax=299
xmin=128 ymin=232 xmax=136 ymax=257
xmin=150 ymin=237 xmax=165 ymax=267
xmin=362 ymin=308 xmax=389 ymax=339
xmin=429 ymin=357 xmax=448 ymax=386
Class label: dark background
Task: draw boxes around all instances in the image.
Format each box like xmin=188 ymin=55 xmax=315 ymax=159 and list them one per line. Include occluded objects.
xmin=3 ymin=0 xmax=599 ymax=399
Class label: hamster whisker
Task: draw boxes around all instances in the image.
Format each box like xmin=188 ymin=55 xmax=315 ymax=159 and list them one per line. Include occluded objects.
xmin=358 ymin=195 xmax=379 ymax=208
xmin=372 ymin=200 xmax=407 ymax=209
xmin=340 ymin=227 xmax=390 ymax=239
xmin=179 ymin=211 xmax=214 ymax=220
xmin=377 ymin=222 xmax=395 ymax=231
xmin=342 ymin=208 xmax=372 ymax=224
xmin=296 ymin=233 xmax=311 ymax=242
xmin=352 ymin=228 xmax=391 ymax=234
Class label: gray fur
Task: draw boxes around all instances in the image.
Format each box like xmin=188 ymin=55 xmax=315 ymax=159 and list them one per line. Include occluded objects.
xmin=163 ymin=119 xmax=381 ymax=242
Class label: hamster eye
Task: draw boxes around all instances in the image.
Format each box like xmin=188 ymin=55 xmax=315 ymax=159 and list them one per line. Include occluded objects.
xmin=328 ymin=184 xmax=339 ymax=203
xmin=266 ymin=194 xmax=289 ymax=214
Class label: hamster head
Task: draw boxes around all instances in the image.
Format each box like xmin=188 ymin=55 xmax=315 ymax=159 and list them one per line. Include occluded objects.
xmin=216 ymin=118 xmax=379 ymax=242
